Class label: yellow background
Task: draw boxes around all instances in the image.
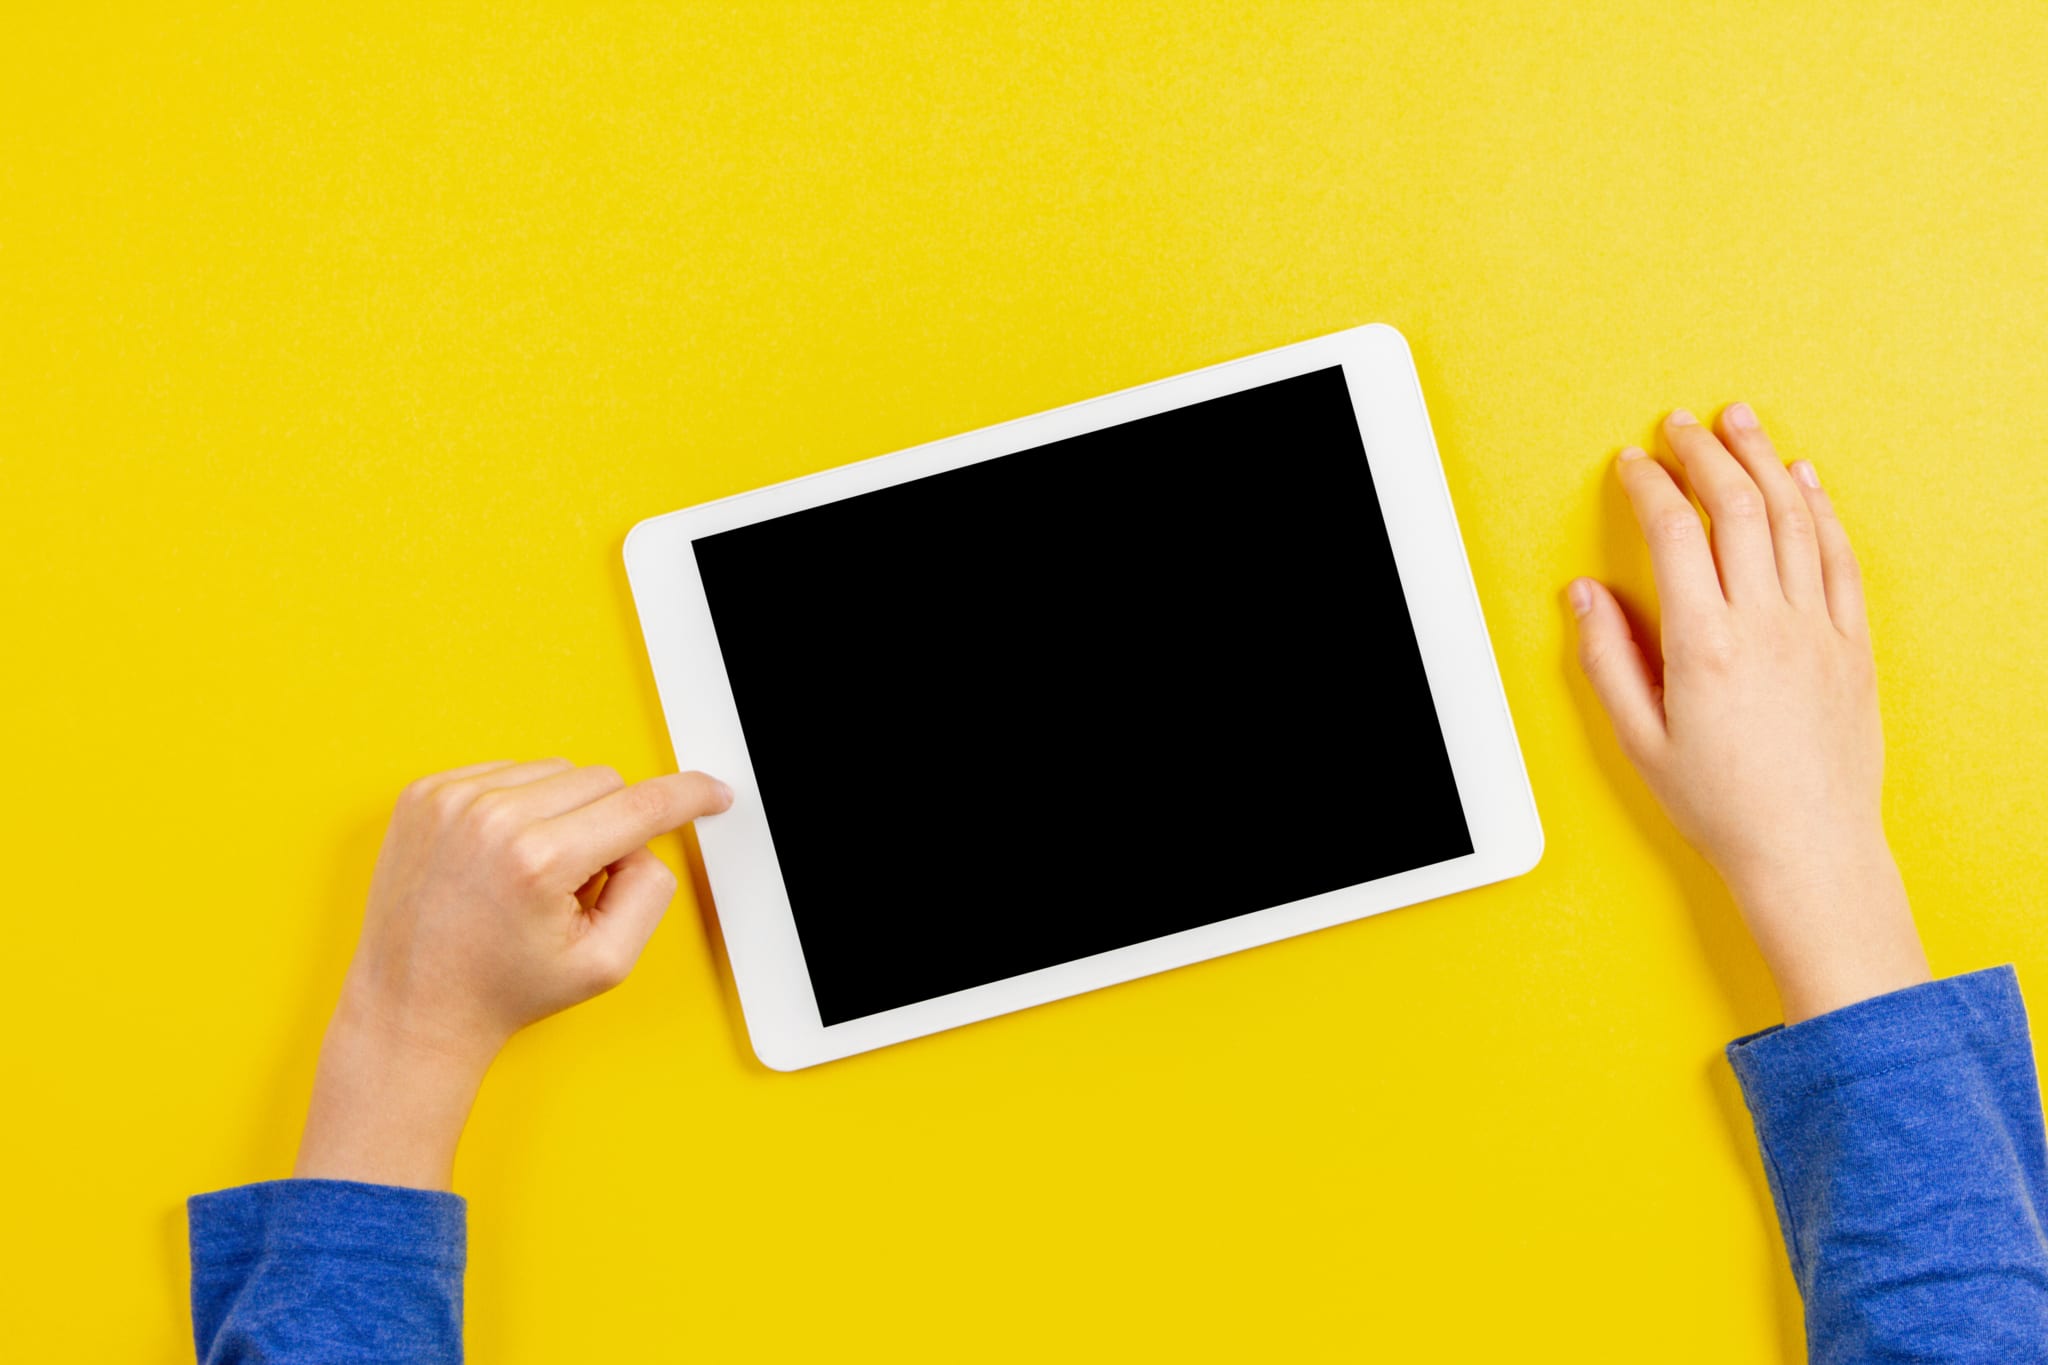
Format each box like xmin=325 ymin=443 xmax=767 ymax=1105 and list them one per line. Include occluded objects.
xmin=5 ymin=3 xmax=2046 ymax=1360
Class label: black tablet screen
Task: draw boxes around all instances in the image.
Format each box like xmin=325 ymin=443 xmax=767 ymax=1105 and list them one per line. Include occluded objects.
xmin=692 ymin=365 xmax=1472 ymax=1026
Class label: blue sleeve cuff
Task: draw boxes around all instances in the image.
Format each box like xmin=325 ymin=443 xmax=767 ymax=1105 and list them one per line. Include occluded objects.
xmin=1721 ymin=966 xmax=2048 ymax=1360
xmin=189 ymin=1178 xmax=467 ymax=1273
xmin=1726 ymin=965 xmax=2026 ymax=1101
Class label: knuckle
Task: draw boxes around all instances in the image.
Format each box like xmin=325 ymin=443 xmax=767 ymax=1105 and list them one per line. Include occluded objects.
xmin=624 ymin=780 xmax=673 ymax=823
xmin=428 ymin=780 xmax=473 ymax=822
xmin=1676 ymin=629 xmax=1738 ymax=672
xmin=504 ymin=829 xmax=559 ymax=883
xmin=1713 ymin=487 xmax=1766 ymax=522
xmin=1649 ymin=510 xmax=1701 ymax=546
xmin=469 ymin=788 xmax=516 ymax=833
xmin=1773 ymin=505 xmax=1814 ymax=540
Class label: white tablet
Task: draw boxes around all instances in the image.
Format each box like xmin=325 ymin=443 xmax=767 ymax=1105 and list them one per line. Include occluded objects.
xmin=625 ymin=323 xmax=1540 ymax=1070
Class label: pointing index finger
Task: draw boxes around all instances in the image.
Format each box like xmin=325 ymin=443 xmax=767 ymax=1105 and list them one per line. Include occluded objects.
xmin=541 ymin=771 xmax=736 ymax=876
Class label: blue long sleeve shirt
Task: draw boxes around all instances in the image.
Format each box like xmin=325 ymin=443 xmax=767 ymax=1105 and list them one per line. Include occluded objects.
xmin=1726 ymin=966 xmax=2048 ymax=1359
xmin=189 ymin=1179 xmax=464 ymax=1363
xmin=190 ymin=967 xmax=2048 ymax=1363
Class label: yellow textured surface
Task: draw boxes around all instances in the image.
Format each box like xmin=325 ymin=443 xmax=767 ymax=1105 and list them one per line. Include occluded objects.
xmin=5 ymin=3 xmax=2046 ymax=1360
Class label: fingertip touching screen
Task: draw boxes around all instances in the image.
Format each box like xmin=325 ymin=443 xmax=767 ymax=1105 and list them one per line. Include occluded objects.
xmin=692 ymin=366 xmax=1472 ymax=1026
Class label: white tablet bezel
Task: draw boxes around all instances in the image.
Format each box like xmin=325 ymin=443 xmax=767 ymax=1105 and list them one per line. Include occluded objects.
xmin=625 ymin=323 xmax=1541 ymax=1070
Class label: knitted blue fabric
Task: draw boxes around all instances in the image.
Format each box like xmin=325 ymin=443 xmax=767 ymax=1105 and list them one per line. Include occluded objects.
xmin=1729 ymin=966 xmax=2048 ymax=1362
xmin=189 ymin=1178 xmax=464 ymax=1363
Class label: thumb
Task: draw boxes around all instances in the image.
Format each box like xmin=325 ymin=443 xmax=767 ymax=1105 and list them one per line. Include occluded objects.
xmin=579 ymin=846 xmax=682 ymax=992
xmin=1568 ymin=577 xmax=1665 ymax=760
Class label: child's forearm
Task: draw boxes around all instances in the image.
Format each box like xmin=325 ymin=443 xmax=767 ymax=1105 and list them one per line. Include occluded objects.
xmin=1727 ymin=838 xmax=1927 ymax=1026
xmin=293 ymin=982 xmax=493 ymax=1190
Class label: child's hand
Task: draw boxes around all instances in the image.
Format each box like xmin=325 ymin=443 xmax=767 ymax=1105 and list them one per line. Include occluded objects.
xmin=294 ymin=760 xmax=733 ymax=1189
xmin=1570 ymin=405 xmax=1929 ymax=1025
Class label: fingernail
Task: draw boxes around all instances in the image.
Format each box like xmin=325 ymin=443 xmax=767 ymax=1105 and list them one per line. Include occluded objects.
xmin=713 ymin=780 xmax=735 ymax=807
xmin=1791 ymin=460 xmax=1820 ymax=489
xmin=1568 ymin=579 xmax=1594 ymax=618
xmin=1617 ymin=445 xmax=1647 ymax=462
xmin=1726 ymin=401 xmax=1758 ymax=430
xmin=1668 ymin=409 xmax=1698 ymax=427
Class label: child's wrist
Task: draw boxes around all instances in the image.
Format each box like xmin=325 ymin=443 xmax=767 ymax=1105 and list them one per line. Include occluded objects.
xmin=1727 ymin=840 xmax=1930 ymax=1025
xmin=293 ymin=990 xmax=499 ymax=1190
xmin=327 ymin=961 xmax=513 ymax=1075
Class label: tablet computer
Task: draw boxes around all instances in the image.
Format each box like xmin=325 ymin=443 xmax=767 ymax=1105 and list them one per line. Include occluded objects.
xmin=625 ymin=323 xmax=1540 ymax=1069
